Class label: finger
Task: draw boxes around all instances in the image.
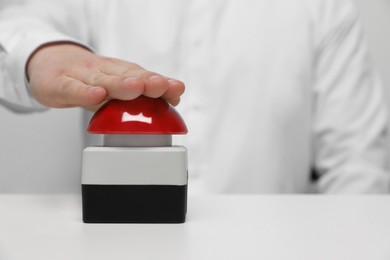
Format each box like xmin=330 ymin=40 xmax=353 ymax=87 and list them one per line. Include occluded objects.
xmin=97 ymin=67 xmax=171 ymax=100
xmin=68 ymin=66 xmax=145 ymax=100
xmin=161 ymin=79 xmax=185 ymax=101
xmin=48 ymin=76 xmax=107 ymax=108
xmin=99 ymin=57 xmax=144 ymax=75
xmin=143 ymin=74 xmax=170 ymax=98
xmin=122 ymin=72 xmax=182 ymax=100
xmin=99 ymin=59 xmax=172 ymax=98
xmin=166 ymin=96 xmax=181 ymax=106
xmin=78 ymin=58 xmax=183 ymax=102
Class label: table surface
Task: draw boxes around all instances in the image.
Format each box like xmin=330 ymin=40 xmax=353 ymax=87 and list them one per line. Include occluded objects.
xmin=0 ymin=194 xmax=389 ymax=260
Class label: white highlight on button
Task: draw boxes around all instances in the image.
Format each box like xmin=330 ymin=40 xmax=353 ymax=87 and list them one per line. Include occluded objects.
xmin=121 ymin=112 xmax=152 ymax=124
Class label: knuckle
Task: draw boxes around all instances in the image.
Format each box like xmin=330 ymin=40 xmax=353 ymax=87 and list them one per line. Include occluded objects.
xmin=87 ymin=72 xmax=105 ymax=85
xmin=118 ymin=83 xmax=144 ymax=99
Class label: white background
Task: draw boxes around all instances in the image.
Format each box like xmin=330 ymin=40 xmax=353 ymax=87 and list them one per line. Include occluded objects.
xmin=1 ymin=0 xmax=390 ymax=193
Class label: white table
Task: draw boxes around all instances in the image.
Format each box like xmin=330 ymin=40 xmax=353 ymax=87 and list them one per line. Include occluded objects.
xmin=0 ymin=194 xmax=389 ymax=260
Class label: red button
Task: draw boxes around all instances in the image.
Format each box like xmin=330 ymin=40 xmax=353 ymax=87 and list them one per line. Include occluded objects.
xmin=87 ymin=96 xmax=188 ymax=134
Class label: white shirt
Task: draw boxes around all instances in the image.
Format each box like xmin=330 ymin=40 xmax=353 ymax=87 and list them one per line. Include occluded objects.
xmin=0 ymin=0 xmax=388 ymax=193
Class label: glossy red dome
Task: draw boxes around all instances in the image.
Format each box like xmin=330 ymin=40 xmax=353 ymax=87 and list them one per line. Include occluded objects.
xmin=87 ymin=96 xmax=188 ymax=134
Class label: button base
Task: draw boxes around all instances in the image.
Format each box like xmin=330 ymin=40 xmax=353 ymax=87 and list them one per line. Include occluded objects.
xmin=82 ymin=184 xmax=187 ymax=223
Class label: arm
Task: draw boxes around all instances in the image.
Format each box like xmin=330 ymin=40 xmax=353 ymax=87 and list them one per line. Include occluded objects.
xmin=312 ymin=1 xmax=389 ymax=193
xmin=0 ymin=0 xmax=183 ymax=112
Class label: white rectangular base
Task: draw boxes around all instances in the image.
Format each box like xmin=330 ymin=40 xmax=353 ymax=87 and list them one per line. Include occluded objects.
xmin=82 ymin=146 xmax=187 ymax=185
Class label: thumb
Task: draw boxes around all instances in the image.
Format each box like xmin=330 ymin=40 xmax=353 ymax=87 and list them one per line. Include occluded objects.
xmin=32 ymin=76 xmax=107 ymax=108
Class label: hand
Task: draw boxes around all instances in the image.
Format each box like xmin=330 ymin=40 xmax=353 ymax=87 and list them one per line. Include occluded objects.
xmin=26 ymin=43 xmax=185 ymax=110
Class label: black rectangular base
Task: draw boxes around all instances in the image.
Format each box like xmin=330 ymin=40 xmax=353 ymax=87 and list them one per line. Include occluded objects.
xmin=82 ymin=184 xmax=187 ymax=223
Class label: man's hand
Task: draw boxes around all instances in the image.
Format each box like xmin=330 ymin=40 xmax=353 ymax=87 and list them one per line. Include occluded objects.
xmin=27 ymin=43 xmax=185 ymax=109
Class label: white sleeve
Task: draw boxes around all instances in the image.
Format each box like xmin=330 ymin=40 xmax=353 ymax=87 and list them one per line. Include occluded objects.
xmin=312 ymin=0 xmax=389 ymax=193
xmin=0 ymin=0 xmax=90 ymax=112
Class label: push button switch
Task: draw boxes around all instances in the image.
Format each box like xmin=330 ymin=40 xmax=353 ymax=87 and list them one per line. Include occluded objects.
xmin=82 ymin=96 xmax=188 ymax=223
